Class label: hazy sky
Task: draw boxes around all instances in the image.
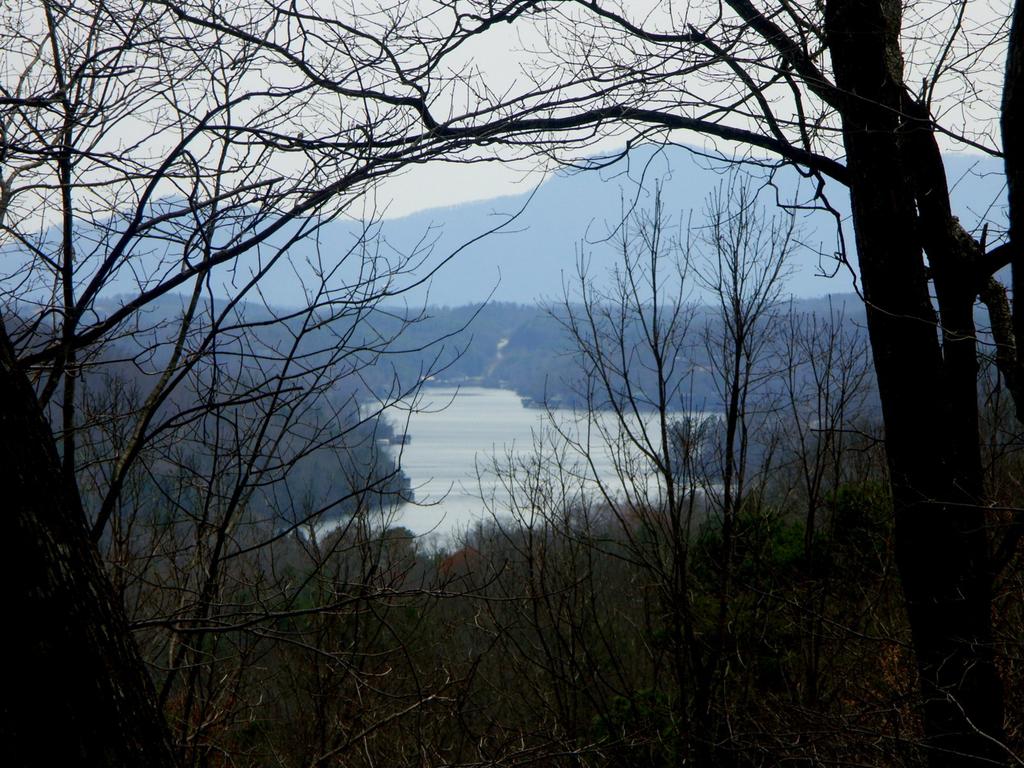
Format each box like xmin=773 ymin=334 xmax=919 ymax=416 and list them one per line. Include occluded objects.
xmin=361 ymin=0 xmax=1009 ymax=219
xmin=364 ymin=155 xmax=553 ymax=219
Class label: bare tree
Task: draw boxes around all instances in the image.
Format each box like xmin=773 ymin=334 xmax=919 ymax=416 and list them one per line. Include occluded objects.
xmin=778 ymin=299 xmax=875 ymax=566
xmin=5 ymin=0 xmax=1023 ymax=762
xmin=439 ymin=0 xmax=1020 ymax=761
xmin=481 ymin=183 xmax=796 ymax=762
xmin=0 ymin=0 xmax=604 ymax=759
xmin=455 ymin=181 xmax=901 ymax=765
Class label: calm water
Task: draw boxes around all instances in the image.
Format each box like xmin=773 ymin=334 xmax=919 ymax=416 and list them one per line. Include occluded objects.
xmin=378 ymin=386 xmax=679 ymax=538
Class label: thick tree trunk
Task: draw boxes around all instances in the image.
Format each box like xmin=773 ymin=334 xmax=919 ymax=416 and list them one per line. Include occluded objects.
xmin=825 ymin=1 xmax=1005 ymax=764
xmin=0 ymin=320 xmax=176 ymax=766
xmin=1008 ymin=1 xmax=1024 ymax=365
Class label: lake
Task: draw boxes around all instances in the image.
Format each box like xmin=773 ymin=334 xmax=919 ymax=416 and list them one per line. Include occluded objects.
xmin=377 ymin=386 xmax=686 ymax=539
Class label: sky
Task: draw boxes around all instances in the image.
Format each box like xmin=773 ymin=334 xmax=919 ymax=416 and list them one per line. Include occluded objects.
xmin=361 ymin=0 xmax=1010 ymax=219
xmin=3 ymin=0 xmax=1010 ymax=313
xmin=359 ymin=155 xmax=553 ymax=220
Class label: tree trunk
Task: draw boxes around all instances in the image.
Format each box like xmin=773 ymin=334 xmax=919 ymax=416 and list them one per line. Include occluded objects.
xmin=1008 ymin=1 xmax=1024 ymax=365
xmin=0 ymin=319 xmax=176 ymax=767
xmin=825 ymin=0 xmax=1005 ymax=764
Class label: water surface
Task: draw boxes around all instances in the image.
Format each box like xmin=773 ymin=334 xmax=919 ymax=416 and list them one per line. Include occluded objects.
xmin=381 ymin=387 xmax=684 ymax=538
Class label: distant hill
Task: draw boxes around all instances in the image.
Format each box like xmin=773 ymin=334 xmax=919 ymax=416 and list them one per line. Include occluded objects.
xmin=88 ymin=280 xmax=1020 ymax=419
xmin=85 ymin=292 xmax=873 ymax=415
xmin=268 ymin=145 xmax=1006 ymax=308
xmin=5 ymin=146 xmax=1006 ymax=316
xmin=266 ymin=294 xmax=875 ymax=413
